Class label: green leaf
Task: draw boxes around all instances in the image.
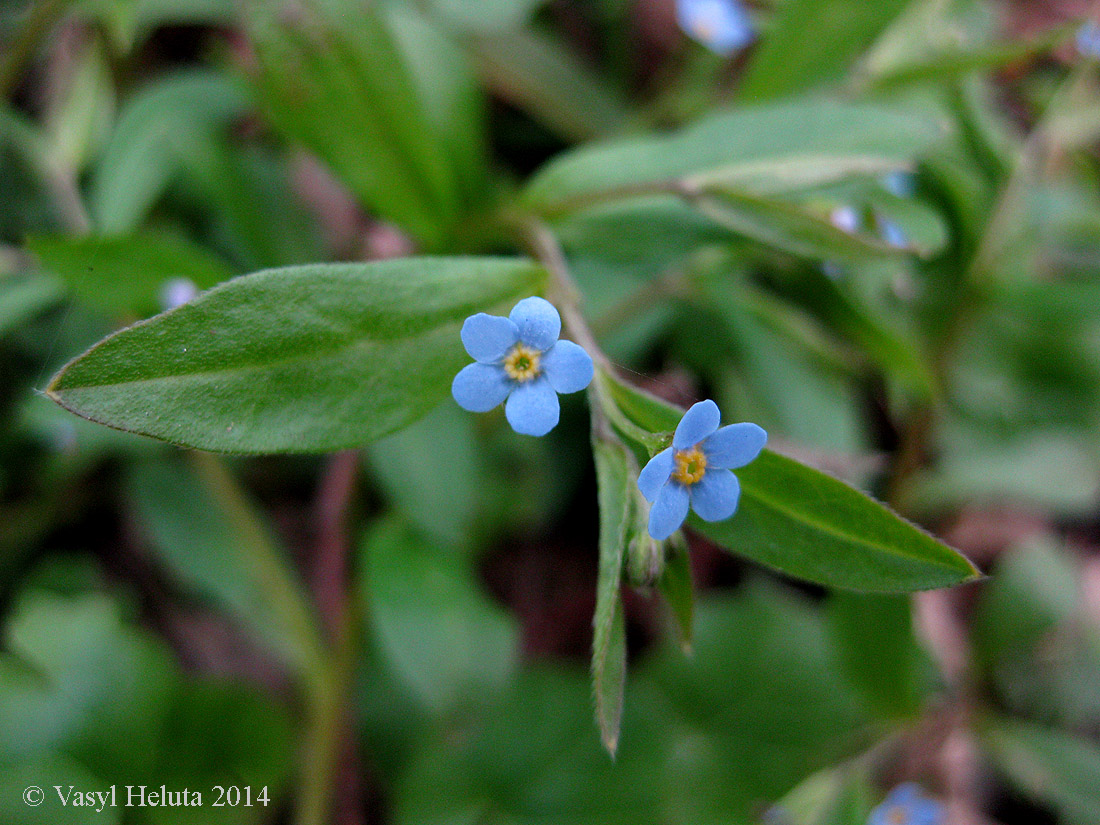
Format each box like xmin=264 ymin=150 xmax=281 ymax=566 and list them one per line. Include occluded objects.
xmin=431 ymin=0 xmax=546 ymax=32
xmin=738 ymin=0 xmax=910 ymax=101
xmin=361 ymin=518 xmax=519 ymax=713
xmin=148 ymin=680 xmax=293 ymax=825
xmin=603 ymin=376 xmax=979 ymax=592
xmin=864 ymin=31 xmax=1069 ymax=92
xmin=43 ymin=33 xmax=114 ymax=174
xmin=0 ymin=591 xmax=178 ymax=779
xmin=970 ymin=540 xmax=1100 ymax=727
xmin=694 ymin=451 xmax=980 ymax=592
xmin=366 ymin=402 xmax=483 ymax=551
xmin=89 ymin=70 xmax=248 ymax=233
xmin=176 ymin=137 xmax=323 ymax=270
xmin=0 ymin=274 xmax=64 ymax=337
xmin=386 ymin=6 xmax=488 ymax=205
xmin=642 ymin=585 xmax=874 ymax=818
xmin=469 ymin=27 xmax=630 ymax=142
xmin=826 ymin=592 xmax=928 ymax=718
xmin=27 ymin=231 xmax=234 ymax=316
xmin=591 ymin=439 xmax=632 ymax=755
xmin=248 ymin=5 xmax=465 ymax=248
xmin=783 ymin=266 xmax=936 ymax=397
xmin=774 ymin=765 xmax=875 ymax=825
xmin=127 ymin=457 xmax=316 ymax=671
xmin=658 ymin=535 xmax=694 ymax=653
xmin=691 ymin=187 xmax=909 ymax=263
xmin=47 ymin=257 xmax=546 ymax=453
xmin=984 ymin=718 xmax=1100 ymax=825
xmin=523 ymin=99 xmax=947 ymax=217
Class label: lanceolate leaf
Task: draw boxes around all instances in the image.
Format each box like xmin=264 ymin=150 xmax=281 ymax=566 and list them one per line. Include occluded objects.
xmin=591 ymin=439 xmax=632 ymax=756
xmin=984 ymin=718 xmax=1100 ymax=825
xmin=603 ymin=374 xmax=979 ymax=592
xmin=691 ymin=188 xmax=908 ymax=263
xmin=692 ymin=451 xmax=979 ymax=592
xmin=523 ymin=99 xmax=947 ymax=217
xmin=47 ymin=258 xmax=546 ymax=453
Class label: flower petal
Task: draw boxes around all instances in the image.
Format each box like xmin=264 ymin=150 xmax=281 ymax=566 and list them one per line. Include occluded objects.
xmin=886 ymin=785 xmax=922 ymax=806
xmin=677 ymin=0 xmax=754 ymax=55
xmin=509 ymin=296 xmax=561 ymax=351
xmin=673 ymin=399 xmax=721 ymax=449
xmin=541 ymin=340 xmax=594 ymax=394
xmin=504 ymin=376 xmax=560 ymax=436
xmin=702 ymin=423 xmax=767 ymax=469
xmin=452 ymin=363 xmax=512 ymax=412
xmin=461 ymin=313 xmax=519 ymax=363
xmin=648 ymin=482 xmax=690 ymax=541
xmin=690 ymin=469 xmax=740 ymax=522
xmin=638 ymin=447 xmax=674 ymax=502
xmin=914 ymin=799 xmax=945 ymax=825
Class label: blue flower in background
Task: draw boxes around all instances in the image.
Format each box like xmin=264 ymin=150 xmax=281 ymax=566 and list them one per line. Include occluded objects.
xmin=830 ymin=205 xmax=861 ymax=234
xmin=452 ymin=297 xmax=594 ymax=437
xmin=676 ymin=0 xmax=754 ymax=55
xmin=869 ymin=784 xmax=945 ymax=825
xmin=159 ymin=277 xmax=198 ymax=311
xmin=637 ymin=400 xmax=766 ymax=540
xmin=1077 ymin=20 xmax=1100 ymax=58
xmin=883 ymin=170 xmax=916 ymax=198
xmin=877 ymin=213 xmax=908 ymax=249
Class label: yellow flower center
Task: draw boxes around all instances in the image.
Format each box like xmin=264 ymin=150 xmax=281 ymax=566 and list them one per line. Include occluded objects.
xmin=503 ymin=344 xmax=541 ymax=382
xmin=887 ymin=808 xmax=908 ymax=825
xmin=671 ymin=446 xmax=707 ymax=486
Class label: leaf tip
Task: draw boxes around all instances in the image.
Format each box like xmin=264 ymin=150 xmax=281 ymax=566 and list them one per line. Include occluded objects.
xmin=601 ymin=731 xmax=619 ymax=759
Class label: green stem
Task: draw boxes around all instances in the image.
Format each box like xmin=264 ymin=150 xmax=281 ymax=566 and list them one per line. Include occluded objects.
xmin=190 ymin=452 xmax=328 ymax=683
xmin=297 ymin=608 xmax=357 ymax=825
xmin=188 ymin=453 xmax=341 ymax=825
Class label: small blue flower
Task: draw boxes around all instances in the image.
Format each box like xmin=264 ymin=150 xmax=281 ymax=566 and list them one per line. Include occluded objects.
xmin=452 ymin=296 xmax=594 ymax=437
xmin=637 ymin=400 xmax=766 ymax=540
xmin=159 ymin=277 xmax=198 ymax=311
xmin=882 ymin=170 xmax=916 ymax=198
xmin=868 ymin=784 xmax=944 ymax=825
xmin=830 ymin=205 xmax=861 ymax=234
xmin=877 ymin=214 xmax=908 ymax=249
xmin=1077 ymin=21 xmax=1100 ymax=59
xmin=676 ymin=0 xmax=754 ymax=56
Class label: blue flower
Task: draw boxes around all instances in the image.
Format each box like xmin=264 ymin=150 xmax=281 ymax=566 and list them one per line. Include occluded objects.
xmin=868 ymin=784 xmax=944 ymax=825
xmin=882 ymin=170 xmax=916 ymax=198
xmin=830 ymin=205 xmax=861 ymax=234
xmin=637 ymin=400 xmax=766 ymax=540
xmin=452 ymin=296 xmax=594 ymax=437
xmin=676 ymin=0 xmax=754 ymax=56
xmin=877 ymin=213 xmax=908 ymax=249
xmin=1077 ymin=21 xmax=1100 ymax=59
xmin=159 ymin=277 xmax=198 ymax=311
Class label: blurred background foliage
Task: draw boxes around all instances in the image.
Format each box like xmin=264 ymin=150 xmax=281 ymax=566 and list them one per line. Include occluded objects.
xmin=2 ymin=0 xmax=1100 ymax=823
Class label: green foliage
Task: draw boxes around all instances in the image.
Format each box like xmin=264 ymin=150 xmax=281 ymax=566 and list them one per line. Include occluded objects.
xmin=28 ymin=231 xmax=235 ymax=316
xmin=247 ymin=3 xmax=481 ymax=249
xmin=591 ymin=438 xmax=632 ymax=754
xmin=523 ymin=99 xmax=945 ymax=216
xmin=361 ymin=518 xmax=519 ymax=713
xmin=0 ymin=590 xmax=293 ymax=823
xmin=89 ymin=70 xmax=249 ymax=233
xmin=3 ymin=0 xmax=1099 ymax=821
